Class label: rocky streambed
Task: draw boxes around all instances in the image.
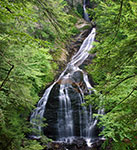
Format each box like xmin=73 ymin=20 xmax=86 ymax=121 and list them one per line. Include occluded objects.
xmin=45 ymin=138 xmax=105 ymax=150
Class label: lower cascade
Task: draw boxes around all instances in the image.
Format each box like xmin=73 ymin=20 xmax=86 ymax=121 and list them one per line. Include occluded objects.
xmin=30 ymin=27 xmax=104 ymax=147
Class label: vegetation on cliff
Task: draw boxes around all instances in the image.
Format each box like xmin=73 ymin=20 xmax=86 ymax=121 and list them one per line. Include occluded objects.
xmin=0 ymin=0 xmax=136 ymax=150
xmin=86 ymin=0 xmax=137 ymax=149
xmin=0 ymin=0 xmax=78 ymax=149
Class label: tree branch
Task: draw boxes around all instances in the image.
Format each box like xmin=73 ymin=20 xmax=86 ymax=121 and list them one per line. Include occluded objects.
xmin=111 ymin=87 xmax=137 ymax=112
xmin=117 ymin=87 xmax=137 ymax=105
xmin=5 ymin=7 xmax=13 ymax=13
xmin=0 ymin=65 xmax=14 ymax=91
xmin=105 ymin=74 xmax=136 ymax=95
xmin=0 ymin=52 xmax=14 ymax=90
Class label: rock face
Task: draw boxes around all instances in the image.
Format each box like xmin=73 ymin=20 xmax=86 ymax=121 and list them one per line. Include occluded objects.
xmin=45 ymin=138 xmax=105 ymax=150
xmin=43 ymin=79 xmax=89 ymax=140
xmin=66 ymin=20 xmax=92 ymax=60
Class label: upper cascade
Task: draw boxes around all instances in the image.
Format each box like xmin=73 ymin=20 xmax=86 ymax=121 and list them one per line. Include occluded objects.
xmin=83 ymin=0 xmax=90 ymax=22
xmin=66 ymin=0 xmax=91 ymax=22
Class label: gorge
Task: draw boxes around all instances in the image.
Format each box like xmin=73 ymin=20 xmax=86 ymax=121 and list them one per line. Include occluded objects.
xmin=0 ymin=0 xmax=136 ymax=150
xmin=30 ymin=1 xmax=104 ymax=149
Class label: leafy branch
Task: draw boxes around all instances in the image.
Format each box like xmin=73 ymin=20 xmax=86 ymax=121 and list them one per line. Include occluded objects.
xmin=105 ymin=74 xmax=136 ymax=95
xmin=0 ymin=52 xmax=14 ymax=91
xmin=111 ymin=86 xmax=137 ymax=112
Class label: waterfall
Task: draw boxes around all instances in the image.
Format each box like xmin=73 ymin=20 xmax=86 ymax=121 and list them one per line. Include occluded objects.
xmin=30 ymin=83 xmax=56 ymax=138
xmin=57 ymin=84 xmax=74 ymax=140
xmin=30 ymin=28 xmax=104 ymax=145
xmin=83 ymin=0 xmax=90 ymax=22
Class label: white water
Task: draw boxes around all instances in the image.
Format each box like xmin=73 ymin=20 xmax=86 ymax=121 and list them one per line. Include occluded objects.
xmin=30 ymin=83 xmax=56 ymax=138
xmin=83 ymin=0 xmax=90 ymax=22
xmin=57 ymin=84 xmax=74 ymax=139
xmin=30 ymin=24 xmax=105 ymax=146
xmin=29 ymin=0 xmax=106 ymax=145
xmin=30 ymin=27 xmax=96 ymax=138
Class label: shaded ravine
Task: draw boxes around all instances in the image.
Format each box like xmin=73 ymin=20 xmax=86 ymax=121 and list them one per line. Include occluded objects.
xmin=30 ymin=27 xmax=103 ymax=145
xmin=30 ymin=1 xmax=104 ymax=148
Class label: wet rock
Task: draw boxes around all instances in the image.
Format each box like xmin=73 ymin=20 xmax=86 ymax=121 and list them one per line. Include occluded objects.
xmin=72 ymin=138 xmax=87 ymax=149
xmin=90 ymin=139 xmax=104 ymax=150
xmin=43 ymin=84 xmax=60 ymax=140
xmin=46 ymin=142 xmax=66 ymax=150
xmin=66 ymin=27 xmax=91 ymax=61
xmin=72 ymin=70 xmax=83 ymax=83
xmin=43 ymin=82 xmax=82 ymax=139
xmin=45 ymin=138 xmax=104 ymax=150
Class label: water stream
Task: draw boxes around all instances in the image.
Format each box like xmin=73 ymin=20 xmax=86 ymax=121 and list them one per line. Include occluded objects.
xmin=30 ymin=1 xmax=103 ymax=146
xmin=83 ymin=0 xmax=90 ymax=22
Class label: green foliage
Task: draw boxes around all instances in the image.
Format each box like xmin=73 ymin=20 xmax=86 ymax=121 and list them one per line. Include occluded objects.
xmin=76 ymin=3 xmax=84 ymax=17
xmin=0 ymin=0 xmax=78 ymax=149
xmin=21 ymin=136 xmax=52 ymax=150
xmin=86 ymin=0 xmax=137 ymax=149
xmin=21 ymin=140 xmax=43 ymax=150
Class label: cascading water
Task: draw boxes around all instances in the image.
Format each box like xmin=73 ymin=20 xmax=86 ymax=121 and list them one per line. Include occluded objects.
xmin=30 ymin=27 xmax=103 ymax=145
xmin=57 ymin=84 xmax=74 ymax=140
xmin=83 ymin=0 xmax=90 ymax=22
xmin=30 ymin=1 xmax=104 ymax=146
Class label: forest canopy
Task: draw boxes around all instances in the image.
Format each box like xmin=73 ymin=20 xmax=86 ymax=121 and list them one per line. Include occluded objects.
xmin=0 ymin=0 xmax=136 ymax=150
xmin=86 ymin=0 xmax=137 ymax=149
xmin=0 ymin=0 xmax=78 ymax=149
